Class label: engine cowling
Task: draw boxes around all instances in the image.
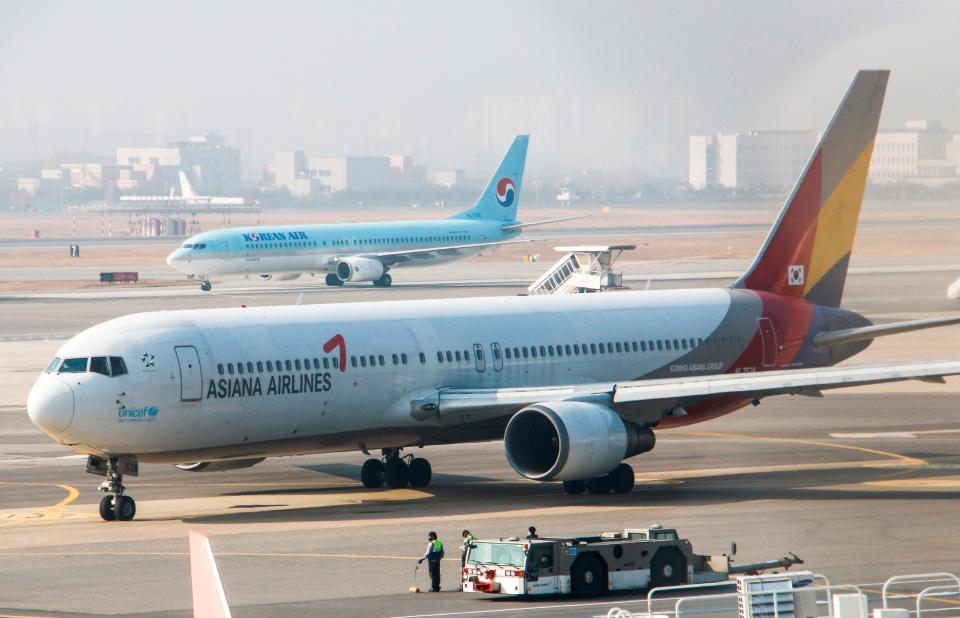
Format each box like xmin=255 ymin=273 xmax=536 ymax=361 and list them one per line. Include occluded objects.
xmin=175 ymin=457 xmax=266 ymax=472
xmin=336 ymin=257 xmax=385 ymax=282
xmin=503 ymin=402 xmax=655 ymax=481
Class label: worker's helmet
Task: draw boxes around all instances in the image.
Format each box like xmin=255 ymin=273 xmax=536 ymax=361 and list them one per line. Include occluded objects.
xmin=462 ymin=530 xmax=470 ymax=536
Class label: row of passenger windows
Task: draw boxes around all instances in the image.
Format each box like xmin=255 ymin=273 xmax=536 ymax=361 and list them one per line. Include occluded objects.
xmin=219 ymin=356 xmax=340 ymax=376
xmin=45 ymin=356 xmax=128 ymax=377
xmin=242 ymin=235 xmax=471 ymax=250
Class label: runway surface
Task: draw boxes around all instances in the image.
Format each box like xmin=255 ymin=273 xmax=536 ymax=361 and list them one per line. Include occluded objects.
xmin=0 ymin=258 xmax=958 ymax=616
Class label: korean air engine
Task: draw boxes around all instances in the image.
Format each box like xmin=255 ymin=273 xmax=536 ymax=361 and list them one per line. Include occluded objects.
xmin=336 ymin=257 xmax=385 ymax=282
xmin=503 ymin=402 xmax=655 ymax=481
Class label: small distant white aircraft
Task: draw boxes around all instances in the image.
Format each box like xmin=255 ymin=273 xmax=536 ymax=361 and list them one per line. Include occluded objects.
xmin=120 ymin=171 xmax=244 ymax=206
xmin=948 ymin=277 xmax=960 ymax=299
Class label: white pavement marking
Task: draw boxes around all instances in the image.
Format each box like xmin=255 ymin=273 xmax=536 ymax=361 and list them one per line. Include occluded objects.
xmin=830 ymin=429 xmax=960 ymax=439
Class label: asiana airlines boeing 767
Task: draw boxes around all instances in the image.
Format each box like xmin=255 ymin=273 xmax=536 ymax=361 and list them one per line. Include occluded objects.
xmin=27 ymin=70 xmax=960 ymax=521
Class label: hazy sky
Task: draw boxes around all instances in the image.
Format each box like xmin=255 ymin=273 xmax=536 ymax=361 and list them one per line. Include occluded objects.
xmin=2 ymin=1 xmax=959 ymax=179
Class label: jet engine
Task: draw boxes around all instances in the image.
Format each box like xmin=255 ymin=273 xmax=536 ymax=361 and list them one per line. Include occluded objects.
xmin=336 ymin=257 xmax=385 ymax=282
xmin=175 ymin=457 xmax=266 ymax=472
xmin=503 ymin=402 xmax=655 ymax=481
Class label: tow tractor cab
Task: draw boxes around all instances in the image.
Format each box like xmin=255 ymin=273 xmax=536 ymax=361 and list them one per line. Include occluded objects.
xmin=462 ymin=525 xmax=800 ymax=598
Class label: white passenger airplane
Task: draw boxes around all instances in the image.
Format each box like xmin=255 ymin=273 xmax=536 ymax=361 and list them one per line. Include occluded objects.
xmin=26 ymin=70 xmax=960 ymax=522
xmin=166 ymin=135 xmax=579 ymax=291
xmin=120 ymin=171 xmax=245 ymax=206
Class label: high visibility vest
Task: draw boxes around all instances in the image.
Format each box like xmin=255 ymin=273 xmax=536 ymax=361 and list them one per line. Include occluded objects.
xmin=432 ymin=539 xmax=443 ymax=553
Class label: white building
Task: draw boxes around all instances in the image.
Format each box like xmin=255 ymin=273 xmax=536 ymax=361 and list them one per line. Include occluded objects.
xmin=870 ymin=121 xmax=960 ymax=185
xmin=117 ymin=132 xmax=241 ymax=195
xmin=430 ymin=169 xmax=466 ymax=188
xmin=689 ymin=131 xmax=818 ymax=190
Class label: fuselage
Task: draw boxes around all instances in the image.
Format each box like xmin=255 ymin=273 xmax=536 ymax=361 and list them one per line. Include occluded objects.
xmin=27 ymin=289 xmax=870 ymax=464
xmin=166 ymin=219 xmax=519 ymax=279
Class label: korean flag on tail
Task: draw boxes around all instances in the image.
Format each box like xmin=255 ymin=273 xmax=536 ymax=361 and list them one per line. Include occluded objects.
xmin=788 ymin=265 xmax=805 ymax=286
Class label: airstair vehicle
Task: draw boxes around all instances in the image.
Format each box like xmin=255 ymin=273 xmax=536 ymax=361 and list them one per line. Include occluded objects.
xmin=527 ymin=245 xmax=636 ymax=295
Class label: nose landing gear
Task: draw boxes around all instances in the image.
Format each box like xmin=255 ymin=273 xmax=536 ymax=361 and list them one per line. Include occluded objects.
xmin=360 ymin=448 xmax=432 ymax=489
xmin=88 ymin=455 xmax=138 ymax=521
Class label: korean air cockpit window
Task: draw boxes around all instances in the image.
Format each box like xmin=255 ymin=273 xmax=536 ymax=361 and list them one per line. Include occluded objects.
xmin=59 ymin=357 xmax=88 ymax=373
xmin=194 ymin=243 xmax=206 ymax=250
xmin=182 ymin=243 xmax=194 ymax=249
xmin=90 ymin=357 xmax=110 ymax=376
xmin=44 ymin=357 xmax=61 ymax=373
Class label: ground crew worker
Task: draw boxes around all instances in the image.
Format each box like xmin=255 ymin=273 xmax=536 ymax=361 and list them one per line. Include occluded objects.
xmin=460 ymin=529 xmax=477 ymax=567
xmin=418 ymin=531 xmax=445 ymax=592
xmin=527 ymin=526 xmax=538 ymax=540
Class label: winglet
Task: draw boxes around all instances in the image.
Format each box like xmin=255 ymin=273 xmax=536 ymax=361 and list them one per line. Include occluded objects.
xmin=189 ymin=532 xmax=232 ymax=618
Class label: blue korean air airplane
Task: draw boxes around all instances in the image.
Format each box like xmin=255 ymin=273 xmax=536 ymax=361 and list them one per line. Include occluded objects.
xmin=166 ymin=136 xmax=578 ymax=291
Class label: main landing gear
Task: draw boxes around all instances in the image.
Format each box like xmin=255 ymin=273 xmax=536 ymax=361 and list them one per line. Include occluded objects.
xmin=361 ymin=448 xmax=431 ymax=489
xmin=325 ymin=273 xmax=344 ymax=287
xmin=372 ymin=273 xmax=392 ymax=288
xmin=200 ymin=281 xmax=212 ymax=292
xmin=561 ymin=462 xmax=635 ymax=495
xmin=88 ymin=456 xmax=138 ymax=521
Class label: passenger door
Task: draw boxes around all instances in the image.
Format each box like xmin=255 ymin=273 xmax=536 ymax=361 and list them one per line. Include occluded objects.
xmin=174 ymin=346 xmax=203 ymax=402
xmin=756 ymin=317 xmax=778 ymax=368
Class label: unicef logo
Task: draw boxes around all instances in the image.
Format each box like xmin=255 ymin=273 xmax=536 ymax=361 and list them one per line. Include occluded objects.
xmin=495 ymin=178 xmax=516 ymax=207
xmin=118 ymin=406 xmax=160 ymax=422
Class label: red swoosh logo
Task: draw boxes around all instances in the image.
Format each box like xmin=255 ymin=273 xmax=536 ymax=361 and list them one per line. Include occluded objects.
xmin=323 ymin=334 xmax=347 ymax=372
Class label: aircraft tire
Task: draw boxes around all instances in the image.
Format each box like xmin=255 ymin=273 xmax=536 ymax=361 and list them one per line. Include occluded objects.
xmin=99 ymin=495 xmax=117 ymax=521
xmin=408 ymin=458 xmax=432 ymax=487
xmin=200 ymin=281 xmax=212 ymax=292
xmin=325 ymin=273 xmax=344 ymax=287
xmin=609 ymin=463 xmax=635 ymax=494
xmin=116 ymin=496 xmax=136 ymax=521
xmin=361 ymin=459 xmax=385 ymax=488
xmin=562 ymin=480 xmax=587 ymax=494
xmin=373 ymin=274 xmax=392 ymax=288
xmin=383 ymin=458 xmax=409 ymax=489
xmin=586 ymin=476 xmax=612 ymax=494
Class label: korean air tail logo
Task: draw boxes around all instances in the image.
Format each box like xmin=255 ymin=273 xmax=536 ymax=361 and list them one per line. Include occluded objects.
xmin=495 ymin=178 xmax=516 ymax=208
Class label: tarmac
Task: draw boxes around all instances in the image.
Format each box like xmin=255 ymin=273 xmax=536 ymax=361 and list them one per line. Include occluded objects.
xmin=0 ymin=236 xmax=958 ymax=616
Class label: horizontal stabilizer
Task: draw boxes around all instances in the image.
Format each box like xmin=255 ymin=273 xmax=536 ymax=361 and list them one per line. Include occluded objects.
xmin=501 ymin=215 xmax=588 ymax=232
xmin=813 ymin=316 xmax=960 ymax=348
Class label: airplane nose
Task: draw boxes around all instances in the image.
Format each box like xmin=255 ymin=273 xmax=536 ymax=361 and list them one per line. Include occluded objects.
xmin=27 ymin=378 xmax=75 ymax=436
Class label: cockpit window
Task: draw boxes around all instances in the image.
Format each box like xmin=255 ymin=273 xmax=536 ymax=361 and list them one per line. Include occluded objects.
xmin=90 ymin=357 xmax=110 ymax=376
xmin=110 ymin=357 xmax=128 ymax=377
xmin=59 ymin=357 xmax=88 ymax=373
xmin=45 ymin=357 xmax=62 ymax=373
xmin=193 ymin=243 xmax=206 ymax=250
xmin=182 ymin=243 xmax=194 ymax=249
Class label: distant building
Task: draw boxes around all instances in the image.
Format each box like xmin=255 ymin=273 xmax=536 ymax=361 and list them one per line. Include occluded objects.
xmin=117 ymin=132 xmax=241 ymax=195
xmin=870 ymin=121 xmax=960 ymax=185
xmin=689 ymin=131 xmax=818 ymax=190
xmin=308 ymin=157 xmax=393 ymax=193
xmin=272 ymin=150 xmax=426 ymax=199
xmin=60 ymin=164 xmax=143 ymax=190
xmin=431 ymin=169 xmax=466 ymax=188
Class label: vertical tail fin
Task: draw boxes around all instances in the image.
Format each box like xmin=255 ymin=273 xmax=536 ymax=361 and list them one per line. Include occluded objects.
xmin=732 ymin=70 xmax=889 ymax=307
xmin=179 ymin=171 xmax=198 ymax=200
xmin=450 ymin=135 xmax=528 ymax=222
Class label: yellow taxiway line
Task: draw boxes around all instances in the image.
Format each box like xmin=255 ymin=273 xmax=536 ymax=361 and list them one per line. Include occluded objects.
xmin=0 ymin=481 xmax=79 ymax=529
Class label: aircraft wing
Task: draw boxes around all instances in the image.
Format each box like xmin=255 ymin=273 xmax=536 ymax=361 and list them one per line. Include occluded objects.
xmin=353 ymin=238 xmax=536 ymax=266
xmin=421 ymin=360 xmax=960 ymax=427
